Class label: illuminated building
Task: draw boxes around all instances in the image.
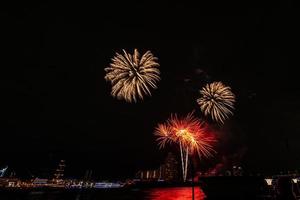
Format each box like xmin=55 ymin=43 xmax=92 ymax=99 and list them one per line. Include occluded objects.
xmin=136 ymin=169 xmax=159 ymax=180
xmin=135 ymin=153 xmax=180 ymax=181
xmin=160 ymin=152 xmax=180 ymax=181
xmin=52 ymin=160 xmax=66 ymax=184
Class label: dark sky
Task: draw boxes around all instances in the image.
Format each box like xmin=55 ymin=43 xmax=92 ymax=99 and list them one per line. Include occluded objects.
xmin=0 ymin=1 xmax=299 ymax=179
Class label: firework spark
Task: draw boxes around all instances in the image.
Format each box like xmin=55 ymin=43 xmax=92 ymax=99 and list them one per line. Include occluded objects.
xmin=197 ymin=82 xmax=235 ymax=124
xmin=154 ymin=113 xmax=216 ymax=181
xmin=154 ymin=123 xmax=174 ymax=149
xmin=166 ymin=113 xmax=216 ymax=158
xmin=104 ymin=49 xmax=160 ymax=103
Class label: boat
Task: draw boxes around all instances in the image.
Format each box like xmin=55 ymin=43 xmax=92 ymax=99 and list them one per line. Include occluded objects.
xmin=94 ymin=182 xmax=125 ymax=189
xmin=198 ymin=176 xmax=271 ymax=199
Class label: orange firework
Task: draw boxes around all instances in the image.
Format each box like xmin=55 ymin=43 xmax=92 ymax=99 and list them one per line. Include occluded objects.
xmin=154 ymin=112 xmax=216 ymax=181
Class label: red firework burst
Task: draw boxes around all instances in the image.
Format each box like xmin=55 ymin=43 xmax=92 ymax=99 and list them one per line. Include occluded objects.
xmin=154 ymin=112 xmax=216 ymax=158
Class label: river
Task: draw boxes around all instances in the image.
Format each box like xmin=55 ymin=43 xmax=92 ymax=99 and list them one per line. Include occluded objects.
xmin=0 ymin=187 xmax=206 ymax=200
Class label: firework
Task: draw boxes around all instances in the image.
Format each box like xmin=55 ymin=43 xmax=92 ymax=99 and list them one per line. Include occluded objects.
xmin=154 ymin=123 xmax=174 ymax=149
xmin=154 ymin=113 xmax=216 ymax=181
xmin=197 ymin=81 xmax=235 ymax=124
xmin=166 ymin=113 xmax=216 ymax=158
xmin=104 ymin=49 xmax=160 ymax=103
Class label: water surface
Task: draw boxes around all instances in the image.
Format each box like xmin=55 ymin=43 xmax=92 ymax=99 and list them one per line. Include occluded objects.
xmin=0 ymin=187 xmax=206 ymax=200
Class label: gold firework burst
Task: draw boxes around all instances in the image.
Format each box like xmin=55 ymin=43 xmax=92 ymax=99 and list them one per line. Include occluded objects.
xmin=197 ymin=82 xmax=235 ymax=124
xmin=104 ymin=49 xmax=160 ymax=103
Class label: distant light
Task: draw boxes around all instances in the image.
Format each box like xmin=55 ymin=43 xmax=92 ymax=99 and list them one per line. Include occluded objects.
xmin=194 ymin=68 xmax=204 ymax=74
xmin=292 ymin=178 xmax=298 ymax=183
xmin=265 ymin=179 xmax=273 ymax=186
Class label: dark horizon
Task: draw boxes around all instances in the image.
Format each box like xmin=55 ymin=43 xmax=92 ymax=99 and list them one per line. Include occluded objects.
xmin=0 ymin=1 xmax=299 ymax=180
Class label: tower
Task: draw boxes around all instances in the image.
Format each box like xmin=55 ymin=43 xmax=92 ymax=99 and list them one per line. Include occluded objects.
xmin=53 ymin=160 xmax=66 ymax=183
xmin=161 ymin=152 xmax=180 ymax=181
xmin=83 ymin=169 xmax=93 ymax=181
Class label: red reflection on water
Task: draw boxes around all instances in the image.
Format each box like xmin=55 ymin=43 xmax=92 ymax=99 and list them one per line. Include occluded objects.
xmin=147 ymin=187 xmax=206 ymax=200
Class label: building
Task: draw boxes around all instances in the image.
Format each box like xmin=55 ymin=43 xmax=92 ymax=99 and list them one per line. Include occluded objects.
xmin=52 ymin=160 xmax=66 ymax=184
xmin=136 ymin=168 xmax=159 ymax=180
xmin=160 ymin=152 xmax=180 ymax=181
xmin=135 ymin=152 xmax=180 ymax=182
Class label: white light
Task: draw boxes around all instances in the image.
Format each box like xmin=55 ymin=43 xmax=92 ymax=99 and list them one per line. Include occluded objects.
xmin=292 ymin=178 xmax=298 ymax=183
xmin=265 ymin=179 xmax=273 ymax=186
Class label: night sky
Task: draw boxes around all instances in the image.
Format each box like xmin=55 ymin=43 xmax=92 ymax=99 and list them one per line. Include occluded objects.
xmin=1 ymin=1 xmax=299 ymax=180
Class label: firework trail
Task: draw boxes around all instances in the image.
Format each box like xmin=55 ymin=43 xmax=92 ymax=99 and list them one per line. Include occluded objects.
xmin=154 ymin=113 xmax=216 ymax=181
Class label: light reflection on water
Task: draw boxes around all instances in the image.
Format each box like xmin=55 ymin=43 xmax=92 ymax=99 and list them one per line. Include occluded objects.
xmin=0 ymin=187 xmax=206 ymax=200
xmin=145 ymin=187 xmax=206 ymax=200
